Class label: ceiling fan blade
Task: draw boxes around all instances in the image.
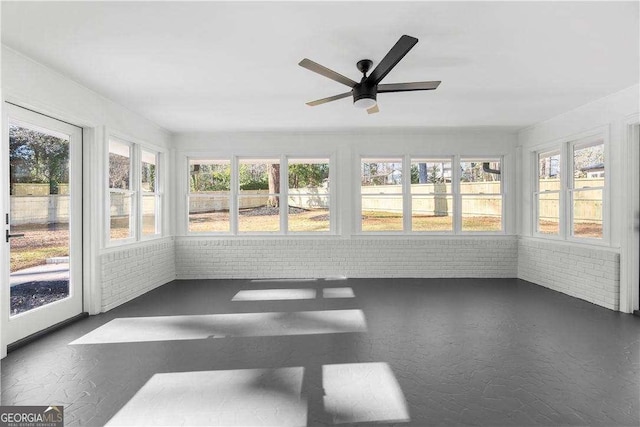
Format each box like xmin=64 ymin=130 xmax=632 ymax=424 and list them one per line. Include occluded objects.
xmin=306 ymin=92 xmax=352 ymax=106
xmin=367 ymin=35 xmax=418 ymax=85
xmin=367 ymin=104 xmax=379 ymax=114
xmin=299 ymin=58 xmax=357 ymax=88
xmin=377 ymin=81 xmax=441 ymax=93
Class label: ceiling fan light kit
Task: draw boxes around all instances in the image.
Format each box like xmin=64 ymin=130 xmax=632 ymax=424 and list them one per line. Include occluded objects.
xmin=299 ymin=35 xmax=441 ymax=114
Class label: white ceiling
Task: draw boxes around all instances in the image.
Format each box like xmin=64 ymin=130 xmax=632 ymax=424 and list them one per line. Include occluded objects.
xmin=2 ymin=1 xmax=638 ymax=133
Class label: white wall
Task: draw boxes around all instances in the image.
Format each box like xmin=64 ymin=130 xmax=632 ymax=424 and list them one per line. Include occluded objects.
xmin=1 ymin=42 xmax=636 ymax=362
xmin=172 ymin=128 xmax=518 ymax=279
xmin=1 ymin=46 xmax=176 ymax=356
xmin=517 ymin=84 xmax=640 ymax=312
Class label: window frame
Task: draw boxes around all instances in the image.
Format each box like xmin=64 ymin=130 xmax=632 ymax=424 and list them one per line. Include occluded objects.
xmin=458 ymin=156 xmax=505 ymax=235
xmin=185 ymin=154 xmax=335 ymax=236
xmin=567 ymin=136 xmax=608 ymax=243
xmin=357 ymin=154 xmax=505 ymax=235
xmin=533 ymin=148 xmax=563 ymax=239
xmin=236 ymin=156 xmax=284 ymax=235
xmin=286 ymin=156 xmax=333 ymax=235
xmin=105 ymin=133 xmax=165 ymax=248
xmin=140 ymin=148 xmax=161 ymax=240
xmin=408 ymin=156 xmax=455 ymax=234
xmin=529 ymin=128 xmax=609 ymax=245
xmin=186 ymin=157 xmax=233 ymax=235
xmin=106 ymin=136 xmax=135 ymax=246
xmin=358 ymin=155 xmax=405 ymax=234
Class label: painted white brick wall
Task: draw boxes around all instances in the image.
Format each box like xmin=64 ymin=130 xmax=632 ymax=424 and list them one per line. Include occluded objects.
xmin=100 ymin=238 xmax=176 ymax=311
xmin=518 ymin=237 xmax=620 ymax=310
xmin=175 ymin=237 xmax=518 ymax=280
xmin=97 ymin=236 xmax=622 ymax=313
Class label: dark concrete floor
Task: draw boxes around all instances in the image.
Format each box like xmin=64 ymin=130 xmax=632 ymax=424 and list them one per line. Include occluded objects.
xmin=1 ymin=278 xmax=639 ymax=426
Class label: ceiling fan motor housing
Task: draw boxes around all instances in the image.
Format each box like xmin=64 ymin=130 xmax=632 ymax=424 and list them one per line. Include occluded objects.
xmin=353 ymin=80 xmax=378 ymax=104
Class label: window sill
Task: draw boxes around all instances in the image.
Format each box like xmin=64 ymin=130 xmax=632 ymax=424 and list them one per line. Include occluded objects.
xmin=100 ymin=235 xmax=171 ymax=254
xmin=521 ymin=235 xmax=618 ymax=252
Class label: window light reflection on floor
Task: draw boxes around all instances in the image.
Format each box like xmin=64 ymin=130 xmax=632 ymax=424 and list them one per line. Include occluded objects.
xmin=106 ymin=367 xmax=307 ymax=426
xmin=323 ymin=362 xmax=410 ymax=424
xmin=322 ymin=287 xmax=355 ymax=298
xmin=70 ymin=309 xmax=367 ymax=345
xmin=232 ymin=288 xmax=316 ymax=301
xmin=249 ymin=278 xmax=318 ymax=283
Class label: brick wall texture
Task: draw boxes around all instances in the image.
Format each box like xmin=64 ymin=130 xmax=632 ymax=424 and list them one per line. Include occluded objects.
xmin=98 ymin=236 xmax=622 ymax=312
xmin=174 ymin=238 xmax=518 ymax=279
xmin=517 ymin=237 xmax=620 ymax=310
xmin=100 ymin=238 xmax=176 ymax=311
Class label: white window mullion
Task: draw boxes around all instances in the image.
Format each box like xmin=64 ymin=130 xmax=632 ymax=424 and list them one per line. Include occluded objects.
xmin=155 ymin=152 xmax=161 ymax=236
xmin=281 ymin=155 xmax=288 ymax=235
xmin=453 ymin=154 xmax=461 ymax=234
xmin=133 ymin=144 xmax=141 ymax=242
xmin=562 ymin=142 xmax=570 ymax=239
xmin=231 ymin=156 xmax=239 ymax=235
xmin=403 ymin=155 xmax=411 ymax=233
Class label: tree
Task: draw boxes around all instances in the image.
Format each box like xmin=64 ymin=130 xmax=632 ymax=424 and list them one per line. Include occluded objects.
xmin=10 ymin=125 xmax=70 ymax=194
xmin=190 ymin=164 xmax=231 ymax=192
xmin=418 ymin=163 xmax=428 ymax=184
xmin=268 ymin=164 xmax=280 ymax=207
xmin=288 ymin=163 xmax=329 ymax=188
xmin=109 ymin=153 xmax=129 ymax=189
xmin=428 ymin=164 xmax=442 ymax=183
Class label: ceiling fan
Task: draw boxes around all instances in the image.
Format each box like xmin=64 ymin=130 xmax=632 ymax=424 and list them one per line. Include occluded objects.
xmin=299 ymin=35 xmax=441 ymax=114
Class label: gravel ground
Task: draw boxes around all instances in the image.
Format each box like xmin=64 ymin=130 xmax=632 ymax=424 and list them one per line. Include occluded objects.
xmin=10 ymin=280 xmax=69 ymax=315
xmin=239 ymin=206 xmax=307 ymax=216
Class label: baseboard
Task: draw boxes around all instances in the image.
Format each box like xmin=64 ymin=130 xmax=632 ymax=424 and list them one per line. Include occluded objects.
xmin=7 ymin=312 xmax=89 ymax=353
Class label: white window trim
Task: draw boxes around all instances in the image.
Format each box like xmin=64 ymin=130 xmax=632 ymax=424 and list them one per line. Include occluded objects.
xmin=236 ymin=156 xmax=283 ymax=235
xmin=458 ymin=155 xmax=506 ymax=235
xmin=105 ymin=131 xmax=165 ymax=248
xmin=186 ymin=157 xmax=233 ymax=235
xmin=358 ymin=155 xmax=405 ymax=234
xmin=529 ymin=126 xmax=610 ymax=247
xmin=532 ymin=148 xmax=563 ymax=240
xmin=566 ymin=135 xmax=609 ymax=245
xmin=357 ymin=154 xmax=505 ymax=235
xmin=106 ymin=136 xmax=135 ymax=247
xmin=408 ymin=156 xmax=455 ymax=234
xmin=140 ymin=149 xmax=162 ymax=240
xmin=185 ymin=154 xmax=336 ymax=236
xmin=285 ymin=155 xmax=334 ymax=235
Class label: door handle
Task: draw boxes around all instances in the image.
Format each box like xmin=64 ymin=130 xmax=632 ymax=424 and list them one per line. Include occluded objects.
xmin=5 ymin=230 xmax=25 ymax=243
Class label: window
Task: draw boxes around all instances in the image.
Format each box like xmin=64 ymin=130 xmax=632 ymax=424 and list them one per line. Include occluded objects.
xmin=238 ymin=159 xmax=281 ymax=233
xmin=141 ymin=149 xmax=160 ymax=237
xmin=288 ymin=158 xmax=330 ymax=232
xmin=571 ymin=139 xmax=604 ymax=239
xmin=532 ymin=136 xmax=605 ymax=242
xmin=410 ymin=158 xmax=453 ymax=231
xmin=459 ymin=159 xmax=502 ymax=232
xmin=187 ymin=156 xmax=332 ymax=235
xmin=358 ymin=156 xmax=504 ymax=234
xmin=361 ymin=158 xmax=403 ymax=231
xmin=107 ymin=137 xmax=163 ymax=245
xmin=188 ymin=159 xmax=231 ymax=233
xmin=108 ymin=139 xmax=133 ymax=241
xmin=535 ymin=150 xmax=561 ymax=235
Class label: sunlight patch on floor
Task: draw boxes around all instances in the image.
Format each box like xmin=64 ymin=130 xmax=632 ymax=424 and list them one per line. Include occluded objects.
xmin=322 ymin=287 xmax=355 ymax=298
xmin=232 ymin=288 xmax=316 ymax=301
xmin=323 ymin=362 xmax=410 ymax=424
xmin=106 ymin=367 xmax=306 ymax=426
xmin=70 ymin=309 xmax=367 ymax=345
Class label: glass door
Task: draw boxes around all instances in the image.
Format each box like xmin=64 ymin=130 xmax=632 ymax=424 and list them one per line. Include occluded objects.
xmin=3 ymin=104 xmax=83 ymax=345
